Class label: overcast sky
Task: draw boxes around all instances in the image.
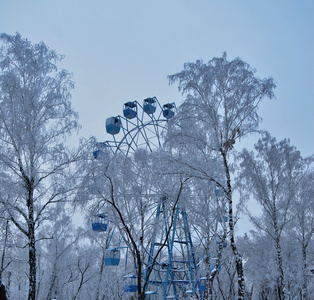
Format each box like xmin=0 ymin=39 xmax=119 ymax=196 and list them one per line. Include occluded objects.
xmin=1 ymin=0 xmax=313 ymax=157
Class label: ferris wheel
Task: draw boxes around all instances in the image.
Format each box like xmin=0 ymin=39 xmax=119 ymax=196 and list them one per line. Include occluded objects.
xmin=93 ymin=97 xmax=204 ymax=300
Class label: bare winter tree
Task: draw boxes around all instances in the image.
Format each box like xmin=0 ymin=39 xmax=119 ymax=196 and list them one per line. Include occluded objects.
xmin=167 ymin=53 xmax=276 ymax=299
xmin=0 ymin=33 xmax=81 ymax=300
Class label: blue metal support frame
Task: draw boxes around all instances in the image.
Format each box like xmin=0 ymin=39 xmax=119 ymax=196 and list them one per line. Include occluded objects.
xmin=143 ymin=202 xmax=203 ymax=300
xmin=163 ymin=205 xmax=179 ymax=299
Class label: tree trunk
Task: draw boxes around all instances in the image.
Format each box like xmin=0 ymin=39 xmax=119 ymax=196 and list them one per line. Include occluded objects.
xmin=46 ymin=261 xmax=57 ymax=300
xmin=27 ymin=190 xmax=37 ymax=300
xmin=95 ymin=250 xmax=105 ymax=300
xmin=273 ymin=209 xmax=285 ymax=300
xmin=221 ymin=150 xmax=245 ymax=299
xmin=7 ymin=271 xmax=11 ymax=299
xmin=275 ymin=244 xmax=285 ymax=300
xmin=301 ymin=242 xmax=307 ymax=300
xmin=0 ymin=219 xmax=9 ymax=283
xmin=137 ymin=252 xmax=144 ymax=300
xmin=204 ymin=242 xmax=212 ymax=300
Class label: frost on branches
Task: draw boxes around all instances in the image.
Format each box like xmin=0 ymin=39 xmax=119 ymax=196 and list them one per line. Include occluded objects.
xmin=0 ymin=33 xmax=80 ymax=300
xmin=167 ymin=53 xmax=276 ymax=299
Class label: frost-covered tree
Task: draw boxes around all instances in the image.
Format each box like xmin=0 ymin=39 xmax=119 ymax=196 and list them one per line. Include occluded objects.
xmin=289 ymin=170 xmax=314 ymax=299
xmin=35 ymin=203 xmax=81 ymax=300
xmin=79 ymin=145 xmax=190 ymax=300
xmin=0 ymin=33 xmax=80 ymax=300
xmin=77 ymin=221 xmax=126 ymax=300
xmin=167 ymin=53 xmax=276 ymax=299
xmin=238 ymin=133 xmax=313 ymax=299
xmin=182 ymin=176 xmax=228 ymax=299
xmin=238 ymin=232 xmax=280 ymax=299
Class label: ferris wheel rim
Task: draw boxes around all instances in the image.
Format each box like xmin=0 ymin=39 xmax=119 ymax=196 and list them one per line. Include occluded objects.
xmin=105 ymin=117 xmax=169 ymax=156
xmin=119 ymin=118 xmax=167 ymax=152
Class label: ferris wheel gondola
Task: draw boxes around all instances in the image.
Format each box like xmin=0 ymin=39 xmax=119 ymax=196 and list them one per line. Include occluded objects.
xmin=91 ymin=213 xmax=108 ymax=232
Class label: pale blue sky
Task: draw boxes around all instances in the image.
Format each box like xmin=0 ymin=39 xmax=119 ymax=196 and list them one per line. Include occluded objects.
xmin=1 ymin=0 xmax=313 ymax=156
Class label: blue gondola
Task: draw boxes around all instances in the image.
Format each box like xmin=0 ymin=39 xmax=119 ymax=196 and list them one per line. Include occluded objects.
xmin=216 ymin=240 xmax=228 ymax=248
xmin=162 ymin=103 xmax=175 ymax=119
xmin=104 ymin=248 xmax=121 ymax=266
xmin=145 ymin=291 xmax=158 ymax=300
xmin=210 ymin=258 xmax=222 ymax=271
xmin=91 ymin=213 xmax=108 ymax=232
xmin=123 ymin=101 xmax=137 ymax=119
xmin=124 ymin=275 xmax=138 ymax=292
xmin=93 ymin=142 xmax=107 ymax=159
xmin=215 ymin=186 xmax=222 ymax=196
xmin=143 ymin=97 xmax=157 ymax=114
xmin=200 ymin=277 xmax=206 ymax=292
xmin=93 ymin=150 xmax=101 ymax=159
xmin=106 ymin=117 xmax=121 ymax=135
xmin=218 ymin=216 xmax=228 ymax=223
xmin=218 ymin=206 xmax=228 ymax=223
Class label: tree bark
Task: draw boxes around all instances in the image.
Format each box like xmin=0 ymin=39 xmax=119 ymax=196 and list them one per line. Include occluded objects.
xmin=221 ymin=149 xmax=245 ymax=299
xmin=301 ymin=241 xmax=308 ymax=300
xmin=95 ymin=250 xmax=105 ymax=300
xmin=137 ymin=251 xmax=144 ymax=300
xmin=0 ymin=219 xmax=9 ymax=283
xmin=27 ymin=185 xmax=36 ymax=300
xmin=273 ymin=203 xmax=285 ymax=300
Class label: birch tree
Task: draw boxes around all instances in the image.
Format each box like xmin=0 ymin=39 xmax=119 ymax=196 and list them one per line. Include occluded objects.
xmin=0 ymin=33 xmax=80 ymax=300
xmin=167 ymin=53 xmax=276 ymax=299
xmin=36 ymin=203 xmax=80 ymax=300
xmin=238 ymin=133 xmax=313 ymax=299
xmin=287 ymin=168 xmax=314 ymax=299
